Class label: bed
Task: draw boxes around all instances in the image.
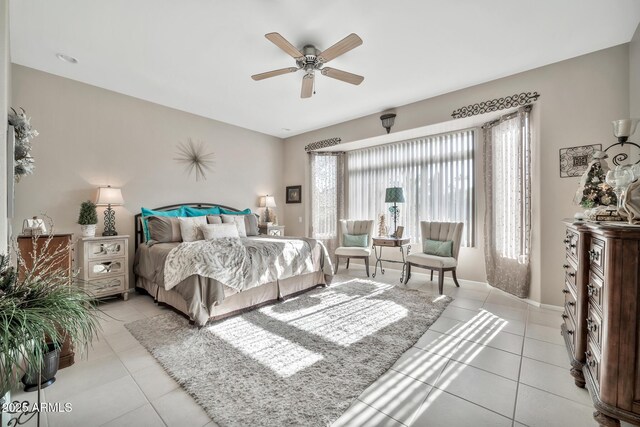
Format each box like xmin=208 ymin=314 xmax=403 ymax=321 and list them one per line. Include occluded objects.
xmin=133 ymin=203 xmax=332 ymax=326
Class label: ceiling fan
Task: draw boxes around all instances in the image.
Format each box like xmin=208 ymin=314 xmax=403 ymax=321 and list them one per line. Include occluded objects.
xmin=251 ymin=32 xmax=364 ymax=98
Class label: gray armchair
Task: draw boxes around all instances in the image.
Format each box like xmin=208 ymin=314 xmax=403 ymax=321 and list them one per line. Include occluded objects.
xmin=404 ymin=221 xmax=464 ymax=294
xmin=334 ymin=219 xmax=374 ymax=277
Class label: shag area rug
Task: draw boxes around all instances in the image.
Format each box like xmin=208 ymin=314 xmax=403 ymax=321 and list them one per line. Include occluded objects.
xmin=126 ymin=278 xmax=451 ymax=427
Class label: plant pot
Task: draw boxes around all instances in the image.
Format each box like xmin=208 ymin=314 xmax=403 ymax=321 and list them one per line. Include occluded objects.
xmin=81 ymin=224 xmax=96 ymax=238
xmin=21 ymin=343 xmax=60 ymax=392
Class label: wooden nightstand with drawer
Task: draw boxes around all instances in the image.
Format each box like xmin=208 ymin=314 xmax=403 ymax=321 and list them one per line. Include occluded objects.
xmin=77 ymin=235 xmax=130 ymax=300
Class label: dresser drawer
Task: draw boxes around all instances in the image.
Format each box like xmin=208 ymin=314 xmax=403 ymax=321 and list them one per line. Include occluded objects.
xmin=563 ymin=259 xmax=578 ymax=291
xmin=588 ymin=238 xmax=605 ymax=277
xmin=586 ymin=306 xmax=603 ymax=351
xmin=562 ymin=284 xmax=578 ymax=320
xmin=87 ymin=239 xmax=127 ymax=259
xmin=564 ymin=230 xmax=579 ymax=260
xmin=563 ymin=311 xmax=577 ymax=352
xmin=87 ymin=258 xmax=126 ymax=279
xmin=585 ymin=340 xmax=601 ymax=391
xmin=587 ymin=271 xmax=604 ymax=315
xmin=84 ymin=275 xmax=126 ymax=297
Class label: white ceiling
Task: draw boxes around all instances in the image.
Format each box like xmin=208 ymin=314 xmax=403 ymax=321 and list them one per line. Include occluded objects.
xmin=9 ymin=0 xmax=640 ymax=138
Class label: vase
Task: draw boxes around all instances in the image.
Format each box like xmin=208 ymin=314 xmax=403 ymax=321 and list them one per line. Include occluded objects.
xmin=81 ymin=224 xmax=96 ymax=238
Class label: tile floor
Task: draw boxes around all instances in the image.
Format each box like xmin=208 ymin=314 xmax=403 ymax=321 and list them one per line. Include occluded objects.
xmin=6 ymin=266 xmax=617 ymax=427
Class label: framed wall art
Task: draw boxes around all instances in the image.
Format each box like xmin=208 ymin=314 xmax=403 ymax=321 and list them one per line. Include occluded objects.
xmin=286 ymin=185 xmax=302 ymax=203
xmin=559 ymin=144 xmax=602 ymax=178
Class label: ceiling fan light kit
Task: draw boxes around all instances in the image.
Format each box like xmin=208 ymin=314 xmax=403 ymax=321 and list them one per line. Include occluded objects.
xmin=252 ymin=32 xmax=364 ymax=99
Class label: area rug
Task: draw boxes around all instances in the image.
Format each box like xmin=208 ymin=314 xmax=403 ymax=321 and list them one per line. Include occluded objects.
xmin=125 ymin=278 xmax=451 ymax=427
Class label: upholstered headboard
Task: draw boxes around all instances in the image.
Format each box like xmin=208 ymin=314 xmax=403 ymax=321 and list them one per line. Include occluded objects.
xmin=134 ymin=203 xmax=247 ymax=251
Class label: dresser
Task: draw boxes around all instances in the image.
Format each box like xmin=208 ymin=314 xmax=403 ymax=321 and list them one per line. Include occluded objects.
xmin=17 ymin=234 xmax=75 ymax=369
xmin=76 ymin=235 xmax=130 ymax=300
xmin=562 ymin=220 xmax=640 ymax=426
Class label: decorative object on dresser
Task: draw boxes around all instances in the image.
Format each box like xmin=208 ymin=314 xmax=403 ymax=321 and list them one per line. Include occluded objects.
xmin=174 ymin=138 xmax=216 ymax=181
xmin=286 ymin=185 xmax=301 ymax=203
xmin=125 ymin=279 xmax=451 ymax=427
xmin=559 ymin=144 xmax=602 ymax=178
xmin=95 ymin=186 xmax=124 ymax=236
xmin=17 ymin=233 xmax=76 ymax=369
xmin=259 ymin=195 xmax=276 ymax=224
xmin=404 ymin=221 xmax=463 ymax=294
xmin=561 ymin=220 xmax=640 ymax=426
xmin=334 ymin=219 xmax=374 ymax=276
xmin=384 ymin=187 xmax=405 ymax=238
xmin=77 ymin=235 xmax=129 ymax=300
xmin=371 ymin=236 xmax=410 ymax=281
xmin=605 ymin=167 xmax=633 ymax=210
xmin=258 ymin=224 xmax=285 ymax=236
xmin=77 ymin=200 xmax=98 ymax=237
xmin=21 ymin=216 xmax=47 ymax=236
xmin=380 ymin=112 xmax=396 ymax=134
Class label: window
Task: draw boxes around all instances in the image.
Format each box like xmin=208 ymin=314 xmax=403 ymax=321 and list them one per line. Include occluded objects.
xmin=310 ymin=153 xmax=343 ymax=242
xmin=347 ymin=130 xmax=474 ymax=245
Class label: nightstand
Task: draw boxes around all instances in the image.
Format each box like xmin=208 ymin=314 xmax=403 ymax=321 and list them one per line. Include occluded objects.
xmin=258 ymin=224 xmax=285 ymax=236
xmin=371 ymin=237 xmax=411 ymax=282
xmin=77 ymin=235 xmax=130 ymax=300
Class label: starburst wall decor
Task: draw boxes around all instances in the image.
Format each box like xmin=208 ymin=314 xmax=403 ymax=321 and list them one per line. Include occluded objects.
xmin=174 ymin=138 xmax=216 ymax=181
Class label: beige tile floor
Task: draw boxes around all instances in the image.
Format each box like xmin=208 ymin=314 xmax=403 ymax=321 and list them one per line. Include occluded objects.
xmin=6 ymin=266 xmax=614 ymax=427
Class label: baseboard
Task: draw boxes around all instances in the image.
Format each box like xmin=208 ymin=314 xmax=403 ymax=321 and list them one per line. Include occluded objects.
xmin=523 ymin=299 xmax=564 ymax=311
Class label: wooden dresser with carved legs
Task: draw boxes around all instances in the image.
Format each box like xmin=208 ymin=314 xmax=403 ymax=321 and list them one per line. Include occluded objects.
xmin=562 ymin=220 xmax=640 ymax=426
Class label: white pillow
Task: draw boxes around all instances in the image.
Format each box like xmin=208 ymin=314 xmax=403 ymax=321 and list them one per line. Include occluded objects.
xmin=221 ymin=214 xmax=247 ymax=238
xmin=201 ymin=223 xmax=240 ymax=240
xmin=178 ymin=216 xmax=207 ymax=242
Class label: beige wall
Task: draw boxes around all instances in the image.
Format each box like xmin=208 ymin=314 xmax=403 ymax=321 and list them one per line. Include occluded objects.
xmin=0 ymin=0 xmax=8 ymax=250
xmin=10 ymin=64 xmax=284 ymax=272
xmin=631 ymin=23 xmax=640 ymax=118
xmin=283 ymin=45 xmax=630 ymax=306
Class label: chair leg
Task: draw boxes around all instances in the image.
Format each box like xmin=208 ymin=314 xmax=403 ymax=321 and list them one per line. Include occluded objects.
xmin=346 ymin=258 xmax=350 ymax=269
xmin=364 ymin=257 xmax=370 ymax=277
xmin=438 ymin=268 xmax=444 ymax=294
xmin=452 ymin=269 xmax=460 ymax=287
xmin=430 ymin=270 xmax=434 ymax=281
xmin=404 ymin=263 xmax=411 ymax=284
xmin=334 ymin=256 xmax=339 ymax=275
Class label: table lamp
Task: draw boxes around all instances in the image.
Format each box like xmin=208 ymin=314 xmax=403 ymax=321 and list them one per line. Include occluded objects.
xmin=96 ymin=186 xmax=124 ymax=236
xmin=259 ymin=195 xmax=276 ymax=224
xmin=385 ymin=187 xmax=405 ymax=238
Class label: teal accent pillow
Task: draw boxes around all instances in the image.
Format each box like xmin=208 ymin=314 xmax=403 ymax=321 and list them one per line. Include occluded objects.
xmin=141 ymin=207 xmax=186 ymax=241
xmin=422 ymin=239 xmax=453 ymax=257
xmin=184 ymin=206 xmax=221 ymax=217
xmin=343 ymin=234 xmax=369 ymax=247
xmin=219 ymin=208 xmax=252 ymax=215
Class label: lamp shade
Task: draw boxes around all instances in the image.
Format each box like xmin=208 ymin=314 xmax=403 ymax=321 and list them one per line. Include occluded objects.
xmin=259 ymin=195 xmax=276 ymax=208
xmin=385 ymin=187 xmax=405 ymax=203
xmin=95 ymin=186 xmax=124 ymax=206
xmin=612 ymin=119 xmax=640 ymax=138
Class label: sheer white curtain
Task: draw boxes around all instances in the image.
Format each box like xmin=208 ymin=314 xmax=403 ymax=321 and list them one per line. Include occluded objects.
xmin=483 ymin=106 xmax=532 ymax=298
xmin=347 ymin=130 xmax=474 ymax=245
xmin=310 ymin=152 xmax=344 ymax=257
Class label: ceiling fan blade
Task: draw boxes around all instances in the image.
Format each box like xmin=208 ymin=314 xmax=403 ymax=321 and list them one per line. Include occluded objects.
xmin=265 ymin=32 xmax=304 ymax=60
xmin=321 ymin=67 xmax=364 ymax=85
xmin=251 ymin=67 xmax=298 ymax=81
xmin=318 ymin=33 xmax=363 ymax=63
xmin=301 ymin=74 xmax=314 ymax=98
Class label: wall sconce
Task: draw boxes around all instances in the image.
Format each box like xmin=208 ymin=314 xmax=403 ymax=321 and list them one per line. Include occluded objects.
xmin=380 ymin=113 xmax=396 ymax=134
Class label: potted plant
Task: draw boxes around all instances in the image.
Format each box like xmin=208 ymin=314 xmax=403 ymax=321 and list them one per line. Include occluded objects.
xmin=78 ymin=200 xmax=98 ymax=237
xmin=0 ymin=234 xmax=100 ymax=402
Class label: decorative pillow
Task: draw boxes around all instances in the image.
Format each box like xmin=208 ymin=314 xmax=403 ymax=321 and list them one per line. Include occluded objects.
xmin=343 ymin=234 xmax=369 ymax=247
xmin=207 ymin=215 xmax=223 ymax=224
xmin=178 ymin=216 xmax=207 ymax=242
xmin=219 ymin=208 xmax=252 ymax=215
xmin=147 ymin=216 xmax=182 ymax=243
xmin=201 ymin=223 xmax=240 ymax=240
xmin=141 ymin=207 xmax=186 ymax=241
xmin=221 ymin=214 xmax=247 ymax=237
xmin=184 ymin=206 xmax=221 ymax=217
xmin=422 ymin=239 xmax=453 ymax=257
xmin=244 ymin=214 xmax=259 ymax=236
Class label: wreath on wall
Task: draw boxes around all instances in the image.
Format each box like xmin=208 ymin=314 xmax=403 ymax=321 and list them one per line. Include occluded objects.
xmin=8 ymin=107 xmax=39 ymax=182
